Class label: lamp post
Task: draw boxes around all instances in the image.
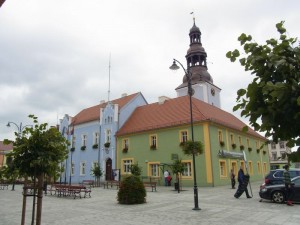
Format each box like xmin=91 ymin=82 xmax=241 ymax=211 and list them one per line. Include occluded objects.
xmin=169 ymin=59 xmax=200 ymax=210
xmin=7 ymin=121 xmax=32 ymax=191
xmin=69 ymin=148 xmax=74 ymax=185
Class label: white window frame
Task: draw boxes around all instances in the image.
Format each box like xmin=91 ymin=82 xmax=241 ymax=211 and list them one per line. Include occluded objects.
xmin=94 ymin=132 xmax=99 ymax=145
xmin=71 ymin=161 xmax=75 ymax=176
xmin=80 ymin=161 xmax=86 ymax=176
xmin=105 ymin=129 xmax=111 ymax=143
xmin=123 ymin=159 xmax=133 ymax=174
xmin=182 ymin=161 xmax=192 ymax=177
xmin=149 ymin=163 xmax=160 ymax=177
xmin=82 ymin=134 xmax=87 ymax=146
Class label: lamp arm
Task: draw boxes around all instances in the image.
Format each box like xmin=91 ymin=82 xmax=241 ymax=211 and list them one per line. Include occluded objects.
xmin=173 ymin=58 xmax=188 ymax=75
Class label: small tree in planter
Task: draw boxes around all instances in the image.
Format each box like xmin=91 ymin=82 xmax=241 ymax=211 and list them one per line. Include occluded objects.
xmin=170 ymin=159 xmax=184 ymax=192
xmin=91 ymin=164 xmax=103 ymax=187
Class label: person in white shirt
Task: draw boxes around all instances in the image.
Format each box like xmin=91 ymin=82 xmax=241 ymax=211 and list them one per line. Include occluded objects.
xmin=164 ymin=170 xmax=169 ymax=186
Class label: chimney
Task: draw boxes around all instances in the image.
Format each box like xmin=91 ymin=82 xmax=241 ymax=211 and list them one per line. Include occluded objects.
xmin=158 ymin=96 xmax=170 ymax=104
xmin=121 ymin=93 xmax=127 ymax=97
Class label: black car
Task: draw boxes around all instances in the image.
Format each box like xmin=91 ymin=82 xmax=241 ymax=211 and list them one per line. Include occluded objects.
xmin=264 ymin=168 xmax=300 ymax=185
xmin=259 ymin=176 xmax=300 ymax=203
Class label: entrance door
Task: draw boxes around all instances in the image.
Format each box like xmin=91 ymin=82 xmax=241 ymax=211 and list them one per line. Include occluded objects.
xmin=105 ymin=158 xmax=112 ymax=180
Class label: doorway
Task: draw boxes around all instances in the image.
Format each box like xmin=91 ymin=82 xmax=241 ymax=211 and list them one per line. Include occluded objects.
xmin=105 ymin=158 xmax=112 ymax=180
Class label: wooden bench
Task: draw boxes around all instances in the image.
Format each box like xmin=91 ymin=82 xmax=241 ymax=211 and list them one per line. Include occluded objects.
xmin=81 ymin=180 xmax=94 ymax=188
xmin=103 ymin=180 xmax=120 ymax=189
xmin=0 ymin=183 xmax=9 ymax=190
xmin=47 ymin=184 xmax=91 ymax=199
xmin=143 ymin=182 xmax=157 ymax=192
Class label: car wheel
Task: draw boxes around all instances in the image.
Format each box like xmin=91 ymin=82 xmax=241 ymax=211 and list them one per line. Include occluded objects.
xmin=272 ymin=191 xmax=285 ymax=203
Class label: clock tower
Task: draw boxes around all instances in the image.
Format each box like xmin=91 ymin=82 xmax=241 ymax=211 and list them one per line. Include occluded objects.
xmin=176 ymin=20 xmax=221 ymax=108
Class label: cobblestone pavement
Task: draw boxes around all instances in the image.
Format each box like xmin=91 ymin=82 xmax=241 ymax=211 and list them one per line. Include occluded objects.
xmin=0 ymin=182 xmax=299 ymax=225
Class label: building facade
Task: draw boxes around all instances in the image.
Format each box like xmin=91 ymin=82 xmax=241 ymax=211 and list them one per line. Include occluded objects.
xmin=268 ymin=141 xmax=291 ymax=169
xmin=59 ymin=92 xmax=147 ymax=184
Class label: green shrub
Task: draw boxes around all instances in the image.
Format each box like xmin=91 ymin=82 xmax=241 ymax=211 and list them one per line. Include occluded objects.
xmin=117 ymin=175 xmax=146 ymax=204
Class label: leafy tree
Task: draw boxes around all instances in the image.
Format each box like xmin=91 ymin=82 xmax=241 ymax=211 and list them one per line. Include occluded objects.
xmin=91 ymin=164 xmax=103 ymax=186
xmin=130 ymin=163 xmax=142 ymax=176
xmin=170 ymin=159 xmax=185 ymax=191
xmin=226 ymin=21 xmax=300 ymax=147
xmin=4 ymin=114 xmax=69 ymax=225
xmin=288 ymin=147 xmax=300 ymax=163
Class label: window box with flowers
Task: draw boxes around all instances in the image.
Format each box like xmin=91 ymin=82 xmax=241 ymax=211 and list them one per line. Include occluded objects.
xmin=70 ymin=147 xmax=75 ymax=152
xmin=240 ymin=145 xmax=245 ymax=151
xmin=219 ymin=141 xmax=225 ymax=147
xmin=104 ymin=142 xmax=110 ymax=148
xmin=248 ymin=147 xmax=252 ymax=152
xmin=263 ymin=150 xmax=267 ymax=155
xmin=92 ymin=144 xmax=98 ymax=149
xmin=256 ymin=149 xmax=260 ymax=153
xmin=179 ymin=142 xmax=185 ymax=147
xmin=122 ymin=147 xmax=128 ymax=153
xmin=150 ymin=145 xmax=157 ymax=150
xmin=81 ymin=146 xmax=86 ymax=151
xmin=232 ymin=143 xmax=236 ymax=149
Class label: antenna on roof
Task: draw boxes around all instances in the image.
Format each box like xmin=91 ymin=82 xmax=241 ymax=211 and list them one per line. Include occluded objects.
xmin=108 ymin=53 xmax=111 ymax=102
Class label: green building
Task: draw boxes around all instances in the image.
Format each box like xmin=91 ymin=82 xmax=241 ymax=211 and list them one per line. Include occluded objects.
xmin=115 ymin=20 xmax=269 ymax=187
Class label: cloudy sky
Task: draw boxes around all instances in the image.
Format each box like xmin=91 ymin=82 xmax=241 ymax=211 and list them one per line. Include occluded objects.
xmin=0 ymin=0 xmax=299 ymax=142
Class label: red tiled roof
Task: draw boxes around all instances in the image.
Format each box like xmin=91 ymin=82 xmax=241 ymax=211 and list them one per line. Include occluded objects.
xmin=72 ymin=93 xmax=140 ymax=125
xmin=116 ymin=96 xmax=265 ymax=139
xmin=0 ymin=141 xmax=13 ymax=151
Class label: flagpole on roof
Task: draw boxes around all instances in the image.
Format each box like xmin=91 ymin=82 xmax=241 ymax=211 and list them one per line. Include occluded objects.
xmin=108 ymin=53 xmax=111 ymax=102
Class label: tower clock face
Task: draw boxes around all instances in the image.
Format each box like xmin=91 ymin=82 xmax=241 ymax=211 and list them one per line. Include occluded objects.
xmin=211 ymin=88 xmax=215 ymax=96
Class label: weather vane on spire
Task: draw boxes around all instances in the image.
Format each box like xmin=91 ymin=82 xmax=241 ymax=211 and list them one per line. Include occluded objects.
xmin=190 ymin=11 xmax=195 ymax=23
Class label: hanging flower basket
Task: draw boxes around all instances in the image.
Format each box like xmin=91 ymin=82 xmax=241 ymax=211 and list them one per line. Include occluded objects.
xmin=232 ymin=143 xmax=236 ymax=149
xmin=181 ymin=140 xmax=203 ymax=156
xmin=92 ymin=144 xmax=98 ymax=149
xmin=81 ymin=146 xmax=86 ymax=151
xmin=240 ymin=145 xmax=245 ymax=151
xmin=256 ymin=149 xmax=260 ymax=153
xmin=123 ymin=147 xmax=128 ymax=153
xmin=70 ymin=147 xmax=75 ymax=152
xmin=248 ymin=147 xmax=252 ymax=152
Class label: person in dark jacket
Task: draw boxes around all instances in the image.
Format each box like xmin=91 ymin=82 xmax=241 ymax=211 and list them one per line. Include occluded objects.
xmin=283 ymin=164 xmax=294 ymax=206
xmin=235 ymin=166 xmax=251 ymax=198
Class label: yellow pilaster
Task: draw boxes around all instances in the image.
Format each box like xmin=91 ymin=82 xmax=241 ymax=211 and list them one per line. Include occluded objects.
xmin=203 ymin=123 xmax=213 ymax=183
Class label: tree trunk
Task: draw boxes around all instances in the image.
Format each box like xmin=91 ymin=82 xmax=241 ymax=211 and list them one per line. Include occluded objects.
xmin=35 ymin=174 xmax=44 ymax=225
xmin=21 ymin=177 xmax=28 ymax=225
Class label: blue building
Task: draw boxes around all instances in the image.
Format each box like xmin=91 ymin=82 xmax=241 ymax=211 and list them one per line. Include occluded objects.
xmin=59 ymin=92 xmax=147 ymax=184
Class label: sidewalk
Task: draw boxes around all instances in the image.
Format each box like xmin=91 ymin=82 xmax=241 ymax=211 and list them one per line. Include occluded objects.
xmin=0 ymin=182 xmax=299 ymax=225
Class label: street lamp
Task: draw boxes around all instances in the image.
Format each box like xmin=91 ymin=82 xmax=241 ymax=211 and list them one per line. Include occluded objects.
xmin=7 ymin=122 xmax=32 ymax=137
xmin=6 ymin=121 xmax=32 ymax=191
xmin=69 ymin=148 xmax=75 ymax=185
xmin=169 ymin=59 xmax=200 ymax=210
